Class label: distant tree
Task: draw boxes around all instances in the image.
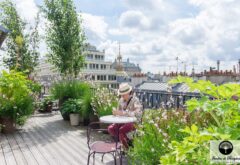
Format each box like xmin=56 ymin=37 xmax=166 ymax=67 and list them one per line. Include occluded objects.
xmin=0 ymin=0 xmax=40 ymax=75
xmin=43 ymin=0 xmax=86 ymax=79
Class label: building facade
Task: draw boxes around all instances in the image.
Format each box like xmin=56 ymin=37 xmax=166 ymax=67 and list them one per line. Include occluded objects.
xmin=34 ymin=43 xmax=144 ymax=89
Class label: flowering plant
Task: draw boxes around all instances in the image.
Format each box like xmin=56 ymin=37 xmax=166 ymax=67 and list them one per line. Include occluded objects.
xmin=91 ymin=87 xmax=118 ymax=118
xmin=128 ymin=109 xmax=190 ymax=165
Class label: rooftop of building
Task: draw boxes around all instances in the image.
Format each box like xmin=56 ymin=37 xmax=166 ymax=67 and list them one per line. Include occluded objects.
xmin=135 ymin=81 xmax=199 ymax=95
xmin=84 ymin=43 xmax=104 ymax=53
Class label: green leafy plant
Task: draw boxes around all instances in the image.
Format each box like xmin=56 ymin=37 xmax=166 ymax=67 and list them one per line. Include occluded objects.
xmin=0 ymin=70 xmax=40 ymax=125
xmin=51 ymin=80 xmax=93 ymax=120
xmin=60 ymin=99 xmax=83 ymax=119
xmin=39 ymin=96 xmax=54 ymax=112
xmin=128 ymin=109 xmax=189 ymax=165
xmin=91 ymin=87 xmax=118 ymax=118
xmin=51 ymin=80 xmax=91 ymax=103
xmin=157 ymin=76 xmax=240 ymax=164
xmin=160 ymin=125 xmax=230 ymax=165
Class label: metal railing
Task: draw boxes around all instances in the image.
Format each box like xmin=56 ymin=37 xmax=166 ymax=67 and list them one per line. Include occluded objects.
xmin=135 ymin=90 xmax=200 ymax=109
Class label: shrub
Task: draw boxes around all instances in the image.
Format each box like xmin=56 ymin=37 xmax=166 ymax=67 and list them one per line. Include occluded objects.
xmin=0 ymin=70 xmax=40 ymax=125
xmin=51 ymin=80 xmax=94 ymax=120
xmin=158 ymin=76 xmax=240 ymax=164
xmin=51 ymin=80 xmax=91 ymax=103
xmin=128 ymin=109 xmax=189 ymax=165
xmin=39 ymin=96 xmax=54 ymax=112
xmin=91 ymin=87 xmax=118 ymax=118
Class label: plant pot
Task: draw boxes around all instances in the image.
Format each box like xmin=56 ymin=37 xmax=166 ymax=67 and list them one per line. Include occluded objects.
xmin=79 ymin=116 xmax=84 ymax=124
xmin=45 ymin=102 xmax=53 ymax=112
xmin=83 ymin=118 xmax=90 ymax=126
xmin=70 ymin=113 xmax=80 ymax=126
xmin=0 ymin=117 xmax=15 ymax=133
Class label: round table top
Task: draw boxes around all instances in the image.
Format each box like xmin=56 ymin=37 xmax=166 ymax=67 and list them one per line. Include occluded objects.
xmin=100 ymin=115 xmax=137 ymax=124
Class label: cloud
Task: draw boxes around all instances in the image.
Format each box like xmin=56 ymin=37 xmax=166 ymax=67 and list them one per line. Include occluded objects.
xmin=81 ymin=13 xmax=108 ymax=42
xmin=14 ymin=0 xmax=39 ymax=22
xmin=119 ymin=10 xmax=151 ymax=31
xmin=104 ymin=0 xmax=240 ymax=73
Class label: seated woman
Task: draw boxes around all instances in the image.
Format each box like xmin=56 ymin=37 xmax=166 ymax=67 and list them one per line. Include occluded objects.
xmin=108 ymin=83 xmax=143 ymax=149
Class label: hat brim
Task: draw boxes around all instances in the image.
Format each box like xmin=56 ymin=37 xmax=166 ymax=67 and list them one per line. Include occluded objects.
xmin=118 ymin=86 xmax=132 ymax=96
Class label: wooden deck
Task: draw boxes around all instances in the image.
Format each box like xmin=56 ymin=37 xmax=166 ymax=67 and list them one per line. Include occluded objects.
xmin=0 ymin=112 xmax=127 ymax=165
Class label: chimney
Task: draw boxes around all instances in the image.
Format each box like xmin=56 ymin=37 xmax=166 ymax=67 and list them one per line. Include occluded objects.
xmin=217 ymin=60 xmax=220 ymax=72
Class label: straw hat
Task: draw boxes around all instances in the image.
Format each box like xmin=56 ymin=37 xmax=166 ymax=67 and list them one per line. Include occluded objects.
xmin=118 ymin=83 xmax=132 ymax=96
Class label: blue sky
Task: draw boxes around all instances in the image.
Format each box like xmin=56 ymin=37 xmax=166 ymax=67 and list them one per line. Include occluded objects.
xmin=1 ymin=0 xmax=240 ymax=73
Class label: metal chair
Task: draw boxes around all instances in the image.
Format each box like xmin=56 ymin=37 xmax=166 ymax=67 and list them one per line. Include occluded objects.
xmin=87 ymin=122 xmax=121 ymax=165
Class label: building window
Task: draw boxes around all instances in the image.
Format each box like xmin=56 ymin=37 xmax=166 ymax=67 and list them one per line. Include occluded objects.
xmin=97 ymin=75 xmax=100 ymax=80
xmin=89 ymin=64 xmax=93 ymax=69
xmin=92 ymin=75 xmax=95 ymax=80
xmin=96 ymin=64 xmax=99 ymax=69
xmin=108 ymin=75 xmax=116 ymax=81
xmin=93 ymin=64 xmax=95 ymax=69
xmin=85 ymin=64 xmax=88 ymax=69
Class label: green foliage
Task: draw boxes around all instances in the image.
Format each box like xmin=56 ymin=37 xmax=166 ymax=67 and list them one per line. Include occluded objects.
xmin=42 ymin=0 xmax=85 ymax=78
xmin=60 ymin=99 xmax=83 ymax=119
xmin=157 ymin=76 xmax=240 ymax=164
xmin=0 ymin=0 xmax=40 ymax=74
xmin=51 ymin=80 xmax=93 ymax=119
xmin=128 ymin=109 xmax=189 ymax=165
xmin=51 ymin=80 xmax=91 ymax=102
xmin=91 ymin=87 xmax=118 ymax=118
xmin=39 ymin=96 xmax=54 ymax=112
xmin=0 ymin=70 xmax=40 ymax=125
xmin=160 ymin=125 xmax=230 ymax=165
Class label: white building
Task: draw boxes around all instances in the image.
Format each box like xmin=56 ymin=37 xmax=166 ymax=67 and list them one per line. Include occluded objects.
xmin=34 ymin=44 xmax=118 ymax=88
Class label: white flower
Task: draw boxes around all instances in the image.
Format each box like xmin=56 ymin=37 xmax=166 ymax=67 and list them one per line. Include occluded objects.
xmin=163 ymin=132 xmax=168 ymax=137
xmin=151 ymin=148 xmax=155 ymax=152
xmin=149 ymin=120 xmax=154 ymax=124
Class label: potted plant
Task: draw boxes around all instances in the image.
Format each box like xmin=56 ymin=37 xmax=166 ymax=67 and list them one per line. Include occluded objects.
xmin=60 ymin=99 xmax=83 ymax=126
xmin=51 ymin=80 xmax=93 ymax=120
xmin=39 ymin=96 xmax=54 ymax=113
xmin=0 ymin=70 xmax=40 ymax=133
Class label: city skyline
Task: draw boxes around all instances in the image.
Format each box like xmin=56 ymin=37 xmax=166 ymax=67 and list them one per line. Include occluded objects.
xmin=0 ymin=0 xmax=240 ymax=73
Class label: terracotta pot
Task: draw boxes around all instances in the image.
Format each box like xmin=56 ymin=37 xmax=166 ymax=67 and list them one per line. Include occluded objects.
xmin=0 ymin=117 xmax=15 ymax=133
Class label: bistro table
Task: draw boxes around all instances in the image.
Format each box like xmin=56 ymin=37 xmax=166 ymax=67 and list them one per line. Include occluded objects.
xmin=100 ymin=115 xmax=137 ymax=165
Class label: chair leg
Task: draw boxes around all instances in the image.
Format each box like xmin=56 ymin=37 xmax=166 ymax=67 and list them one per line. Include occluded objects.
xmin=114 ymin=152 xmax=117 ymax=165
xmin=101 ymin=153 xmax=106 ymax=162
xmin=87 ymin=153 xmax=91 ymax=165
xmin=93 ymin=153 xmax=95 ymax=165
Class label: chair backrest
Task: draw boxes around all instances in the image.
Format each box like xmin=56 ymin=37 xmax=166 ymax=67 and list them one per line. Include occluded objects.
xmin=87 ymin=122 xmax=112 ymax=149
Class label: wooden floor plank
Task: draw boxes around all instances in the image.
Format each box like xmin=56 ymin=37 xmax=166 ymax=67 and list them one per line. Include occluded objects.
xmin=0 ymin=142 xmax=6 ymax=165
xmin=21 ymin=130 xmax=58 ymax=165
xmin=0 ymin=113 xmax=126 ymax=165
xmin=41 ymin=114 xmax=114 ymax=164
xmin=1 ymin=134 xmax=17 ymax=165
xmin=18 ymin=132 xmax=49 ymax=165
xmin=13 ymin=132 xmax=39 ymax=165
xmin=5 ymin=134 xmax=27 ymax=165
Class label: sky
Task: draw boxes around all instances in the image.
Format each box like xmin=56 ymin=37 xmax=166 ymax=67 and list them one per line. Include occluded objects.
xmin=1 ymin=0 xmax=240 ymax=73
